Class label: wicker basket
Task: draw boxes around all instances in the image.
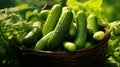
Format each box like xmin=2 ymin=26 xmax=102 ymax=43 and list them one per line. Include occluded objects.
xmin=10 ymin=29 xmax=110 ymax=67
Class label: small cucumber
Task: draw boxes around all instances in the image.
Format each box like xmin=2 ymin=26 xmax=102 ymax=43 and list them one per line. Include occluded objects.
xmin=66 ymin=22 xmax=77 ymax=41
xmin=74 ymin=11 xmax=87 ymax=49
xmin=85 ymin=42 xmax=92 ymax=48
xmin=93 ymin=31 xmax=105 ymax=41
xmin=38 ymin=10 xmax=49 ymax=21
xmin=63 ymin=42 xmax=76 ymax=52
xmin=87 ymin=14 xmax=99 ymax=35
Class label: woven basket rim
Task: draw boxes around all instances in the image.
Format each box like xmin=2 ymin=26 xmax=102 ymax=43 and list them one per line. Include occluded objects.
xmin=10 ymin=28 xmax=110 ymax=55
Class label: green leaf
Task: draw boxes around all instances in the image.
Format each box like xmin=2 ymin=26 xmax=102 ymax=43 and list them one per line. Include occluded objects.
xmin=66 ymin=0 xmax=85 ymax=10
xmin=85 ymin=0 xmax=103 ymax=8
xmin=67 ymin=0 xmax=103 ymax=17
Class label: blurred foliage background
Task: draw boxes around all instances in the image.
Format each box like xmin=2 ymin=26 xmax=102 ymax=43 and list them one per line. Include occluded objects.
xmin=103 ymin=0 xmax=120 ymax=22
xmin=0 ymin=0 xmax=119 ymax=22
xmin=0 ymin=0 xmax=120 ymax=67
xmin=0 ymin=0 xmax=16 ymax=9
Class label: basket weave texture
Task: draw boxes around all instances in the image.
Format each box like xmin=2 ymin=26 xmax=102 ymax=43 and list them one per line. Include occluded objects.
xmin=10 ymin=29 xmax=110 ymax=67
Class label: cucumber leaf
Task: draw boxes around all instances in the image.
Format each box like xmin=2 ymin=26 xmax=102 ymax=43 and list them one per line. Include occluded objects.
xmin=85 ymin=0 xmax=103 ymax=8
xmin=85 ymin=0 xmax=103 ymax=17
xmin=66 ymin=0 xmax=85 ymax=11
xmin=66 ymin=0 xmax=104 ymax=18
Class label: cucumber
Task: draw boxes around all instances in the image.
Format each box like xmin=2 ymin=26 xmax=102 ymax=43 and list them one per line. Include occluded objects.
xmin=74 ymin=11 xmax=87 ymax=49
xmin=66 ymin=22 xmax=77 ymax=41
xmin=42 ymin=4 xmax=62 ymax=36
xmin=87 ymin=14 xmax=99 ymax=35
xmin=47 ymin=7 xmax=73 ymax=50
xmin=63 ymin=41 xmax=76 ymax=52
xmin=38 ymin=10 xmax=49 ymax=21
xmin=22 ymin=21 xmax=42 ymax=48
xmin=34 ymin=31 xmax=54 ymax=50
xmin=85 ymin=42 xmax=92 ymax=48
xmin=93 ymin=31 xmax=105 ymax=41
xmin=25 ymin=9 xmax=39 ymax=22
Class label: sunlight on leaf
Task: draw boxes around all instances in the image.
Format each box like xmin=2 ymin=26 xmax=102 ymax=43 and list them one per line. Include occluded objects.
xmin=85 ymin=0 xmax=103 ymax=8
xmin=84 ymin=0 xmax=103 ymax=18
xmin=66 ymin=0 xmax=85 ymax=10
xmin=67 ymin=0 xmax=103 ymax=17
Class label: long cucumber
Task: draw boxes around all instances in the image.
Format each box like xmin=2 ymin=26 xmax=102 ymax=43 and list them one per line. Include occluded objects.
xmin=47 ymin=7 xmax=73 ymax=50
xmin=42 ymin=4 xmax=62 ymax=36
xmin=74 ymin=11 xmax=87 ymax=49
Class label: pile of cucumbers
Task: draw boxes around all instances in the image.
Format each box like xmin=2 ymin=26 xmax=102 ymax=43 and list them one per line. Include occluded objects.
xmin=20 ymin=4 xmax=106 ymax=52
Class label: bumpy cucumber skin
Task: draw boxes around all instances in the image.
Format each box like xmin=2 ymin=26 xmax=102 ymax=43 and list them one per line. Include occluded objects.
xmin=74 ymin=11 xmax=87 ymax=49
xmin=87 ymin=14 xmax=99 ymax=35
xmin=47 ymin=8 xmax=73 ymax=50
xmin=34 ymin=31 xmax=54 ymax=50
xmin=42 ymin=4 xmax=62 ymax=36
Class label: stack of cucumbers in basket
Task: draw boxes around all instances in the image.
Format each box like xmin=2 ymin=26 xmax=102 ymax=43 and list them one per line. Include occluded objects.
xmin=19 ymin=4 xmax=106 ymax=52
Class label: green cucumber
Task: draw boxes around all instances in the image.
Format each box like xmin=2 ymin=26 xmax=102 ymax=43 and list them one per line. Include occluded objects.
xmin=74 ymin=11 xmax=87 ymax=49
xmin=47 ymin=7 xmax=73 ymax=50
xmin=42 ymin=4 xmax=62 ymax=36
xmin=85 ymin=42 xmax=92 ymax=48
xmin=93 ymin=31 xmax=105 ymax=41
xmin=66 ymin=22 xmax=77 ymax=41
xmin=63 ymin=41 xmax=76 ymax=52
xmin=38 ymin=10 xmax=49 ymax=21
xmin=34 ymin=31 xmax=54 ymax=50
xmin=87 ymin=14 xmax=99 ymax=35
